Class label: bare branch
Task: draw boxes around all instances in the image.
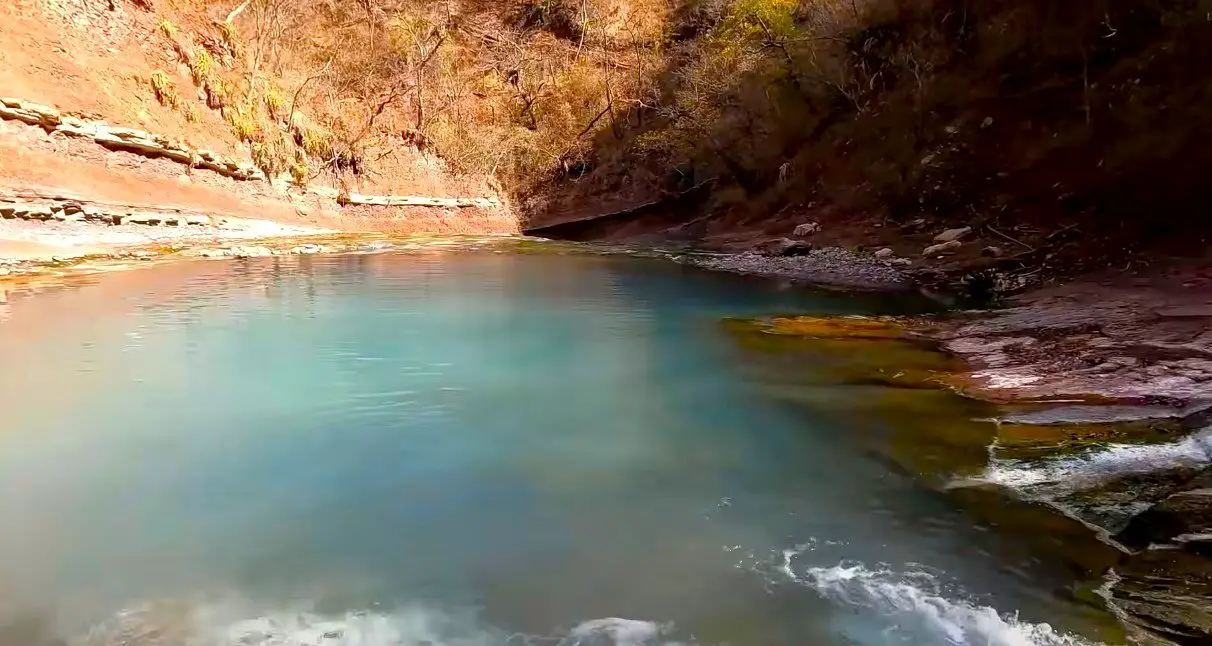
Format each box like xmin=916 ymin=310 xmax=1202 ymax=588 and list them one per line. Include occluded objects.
xmin=224 ymin=0 xmax=251 ymax=24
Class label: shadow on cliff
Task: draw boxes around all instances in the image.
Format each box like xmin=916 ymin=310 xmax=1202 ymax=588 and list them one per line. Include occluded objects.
xmin=524 ymin=0 xmax=1212 ymax=275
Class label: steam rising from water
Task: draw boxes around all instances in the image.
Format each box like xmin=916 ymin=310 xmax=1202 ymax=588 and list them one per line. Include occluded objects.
xmin=74 ymin=600 xmax=678 ymax=646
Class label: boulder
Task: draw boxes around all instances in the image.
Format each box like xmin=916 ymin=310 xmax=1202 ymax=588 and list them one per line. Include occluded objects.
xmin=793 ymin=222 xmax=821 ymax=237
xmin=923 ymin=240 xmax=962 ymax=256
xmin=24 ymin=205 xmax=53 ymax=220
xmin=758 ymin=238 xmax=814 ymax=257
xmin=874 ymin=247 xmax=895 ymax=259
xmin=1117 ymin=485 xmax=1212 ymax=550
xmin=0 ymin=99 xmax=61 ymax=128
xmin=981 ymin=245 xmax=1003 ymax=258
xmin=933 ymin=226 xmax=972 ymax=243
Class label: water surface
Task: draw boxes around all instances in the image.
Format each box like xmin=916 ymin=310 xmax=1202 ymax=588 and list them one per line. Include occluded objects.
xmin=0 ymin=245 xmax=1124 ymax=645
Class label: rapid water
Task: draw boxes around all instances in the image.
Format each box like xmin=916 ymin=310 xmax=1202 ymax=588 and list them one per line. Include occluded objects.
xmin=0 ymin=244 xmax=1126 ymax=646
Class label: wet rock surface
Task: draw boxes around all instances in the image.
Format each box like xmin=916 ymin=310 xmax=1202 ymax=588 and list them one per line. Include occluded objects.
xmin=725 ymin=310 xmax=1212 ymax=643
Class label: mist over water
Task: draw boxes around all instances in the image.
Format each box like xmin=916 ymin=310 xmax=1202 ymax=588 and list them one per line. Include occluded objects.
xmin=0 ymin=248 xmax=1124 ymax=645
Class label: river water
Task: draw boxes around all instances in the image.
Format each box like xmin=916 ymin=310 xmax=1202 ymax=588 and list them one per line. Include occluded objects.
xmin=0 ymin=244 xmax=1129 ymax=646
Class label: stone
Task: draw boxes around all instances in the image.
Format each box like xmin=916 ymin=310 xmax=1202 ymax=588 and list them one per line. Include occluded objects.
xmin=793 ymin=222 xmax=821 ymax=237
xmin=888 ymin=258 xmax=912 ymax=266
xmin=184 ymin=215 xmax=211 ymax=226
xmin=231 ymin=246 xmax=273 ymax=258
xmin=933 ymin=226 xmax=972 ymax=243
xmin=981 ymin=245 xmax=1003 ymax=258
xmin=24 ymin=205 xmax=53 ymax=220
xmin=874 ymin=248 xmax=895 ymax=259
xmin=0 ymin=204 xmax=18 ymax=219
xmin=758 ymin=238 xmax=813 ymax=257
xmin=126 ymin=213 xmax=162 ymax=226
xmin=1112 ymin=547 xmax=1212 ymax=642
xmin=900 ymin=218 xmax=927 ymax=232
xmin=923 ymin=240 xmax=962 ymax=256
xmin=1155 ymin=306 xmax=1212 ymax=319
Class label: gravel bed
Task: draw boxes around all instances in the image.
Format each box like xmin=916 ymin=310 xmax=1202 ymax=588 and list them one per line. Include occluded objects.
xmin=691 ymin=247 xmax=913 ymax=290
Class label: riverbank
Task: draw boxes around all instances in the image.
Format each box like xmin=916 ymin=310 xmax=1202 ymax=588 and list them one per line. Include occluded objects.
xmin=701 ymin=252 xmax=1212 ymax=644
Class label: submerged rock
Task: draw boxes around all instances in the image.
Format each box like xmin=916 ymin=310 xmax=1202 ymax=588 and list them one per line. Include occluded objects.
xmin=755 ymin=315 xmax=909 ymax=340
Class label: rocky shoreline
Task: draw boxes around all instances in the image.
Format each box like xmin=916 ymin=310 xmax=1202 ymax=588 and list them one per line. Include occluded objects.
xmin=700 ymin=239 xmax=1212 ymax=644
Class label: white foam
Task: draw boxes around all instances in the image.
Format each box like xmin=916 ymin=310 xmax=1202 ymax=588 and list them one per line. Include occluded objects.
xmin=779 ymin=550 xmax=1098 ymax=646
xmin=567 ymin=618 xmax=673 ymax=646
xmin=75 ymin=600 xmax=676 ymax=646
xmin=983 ymin=428 xmax=1212 ymax=495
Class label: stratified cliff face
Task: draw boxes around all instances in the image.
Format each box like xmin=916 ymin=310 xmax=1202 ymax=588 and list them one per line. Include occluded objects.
xmin=0 ymin=0 xmax=518 ymax=245
xmin=524 ymin=0 xmax=1212 ymax=289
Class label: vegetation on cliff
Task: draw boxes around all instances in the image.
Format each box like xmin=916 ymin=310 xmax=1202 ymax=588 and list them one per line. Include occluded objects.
xmin=119 ymin=0 xmax=1211 ymax=272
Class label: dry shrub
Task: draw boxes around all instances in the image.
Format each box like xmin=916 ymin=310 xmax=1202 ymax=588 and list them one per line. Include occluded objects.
xmin=189 ymin=49 xmax=214 ymax=85
xmin=217 ymin=21 xmax=243 ymax=59
xmin=182 ymin=102 xmax=200 ymax=123
xmin=158 ymin=19 xmax=180 ymax=39
xmin=150 ymin=71 xmax=180 ymax=108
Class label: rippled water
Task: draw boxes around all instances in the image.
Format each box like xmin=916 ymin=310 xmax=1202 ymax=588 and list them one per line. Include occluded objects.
xmin=0 ymin=245 xmax=1127 ymax=645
